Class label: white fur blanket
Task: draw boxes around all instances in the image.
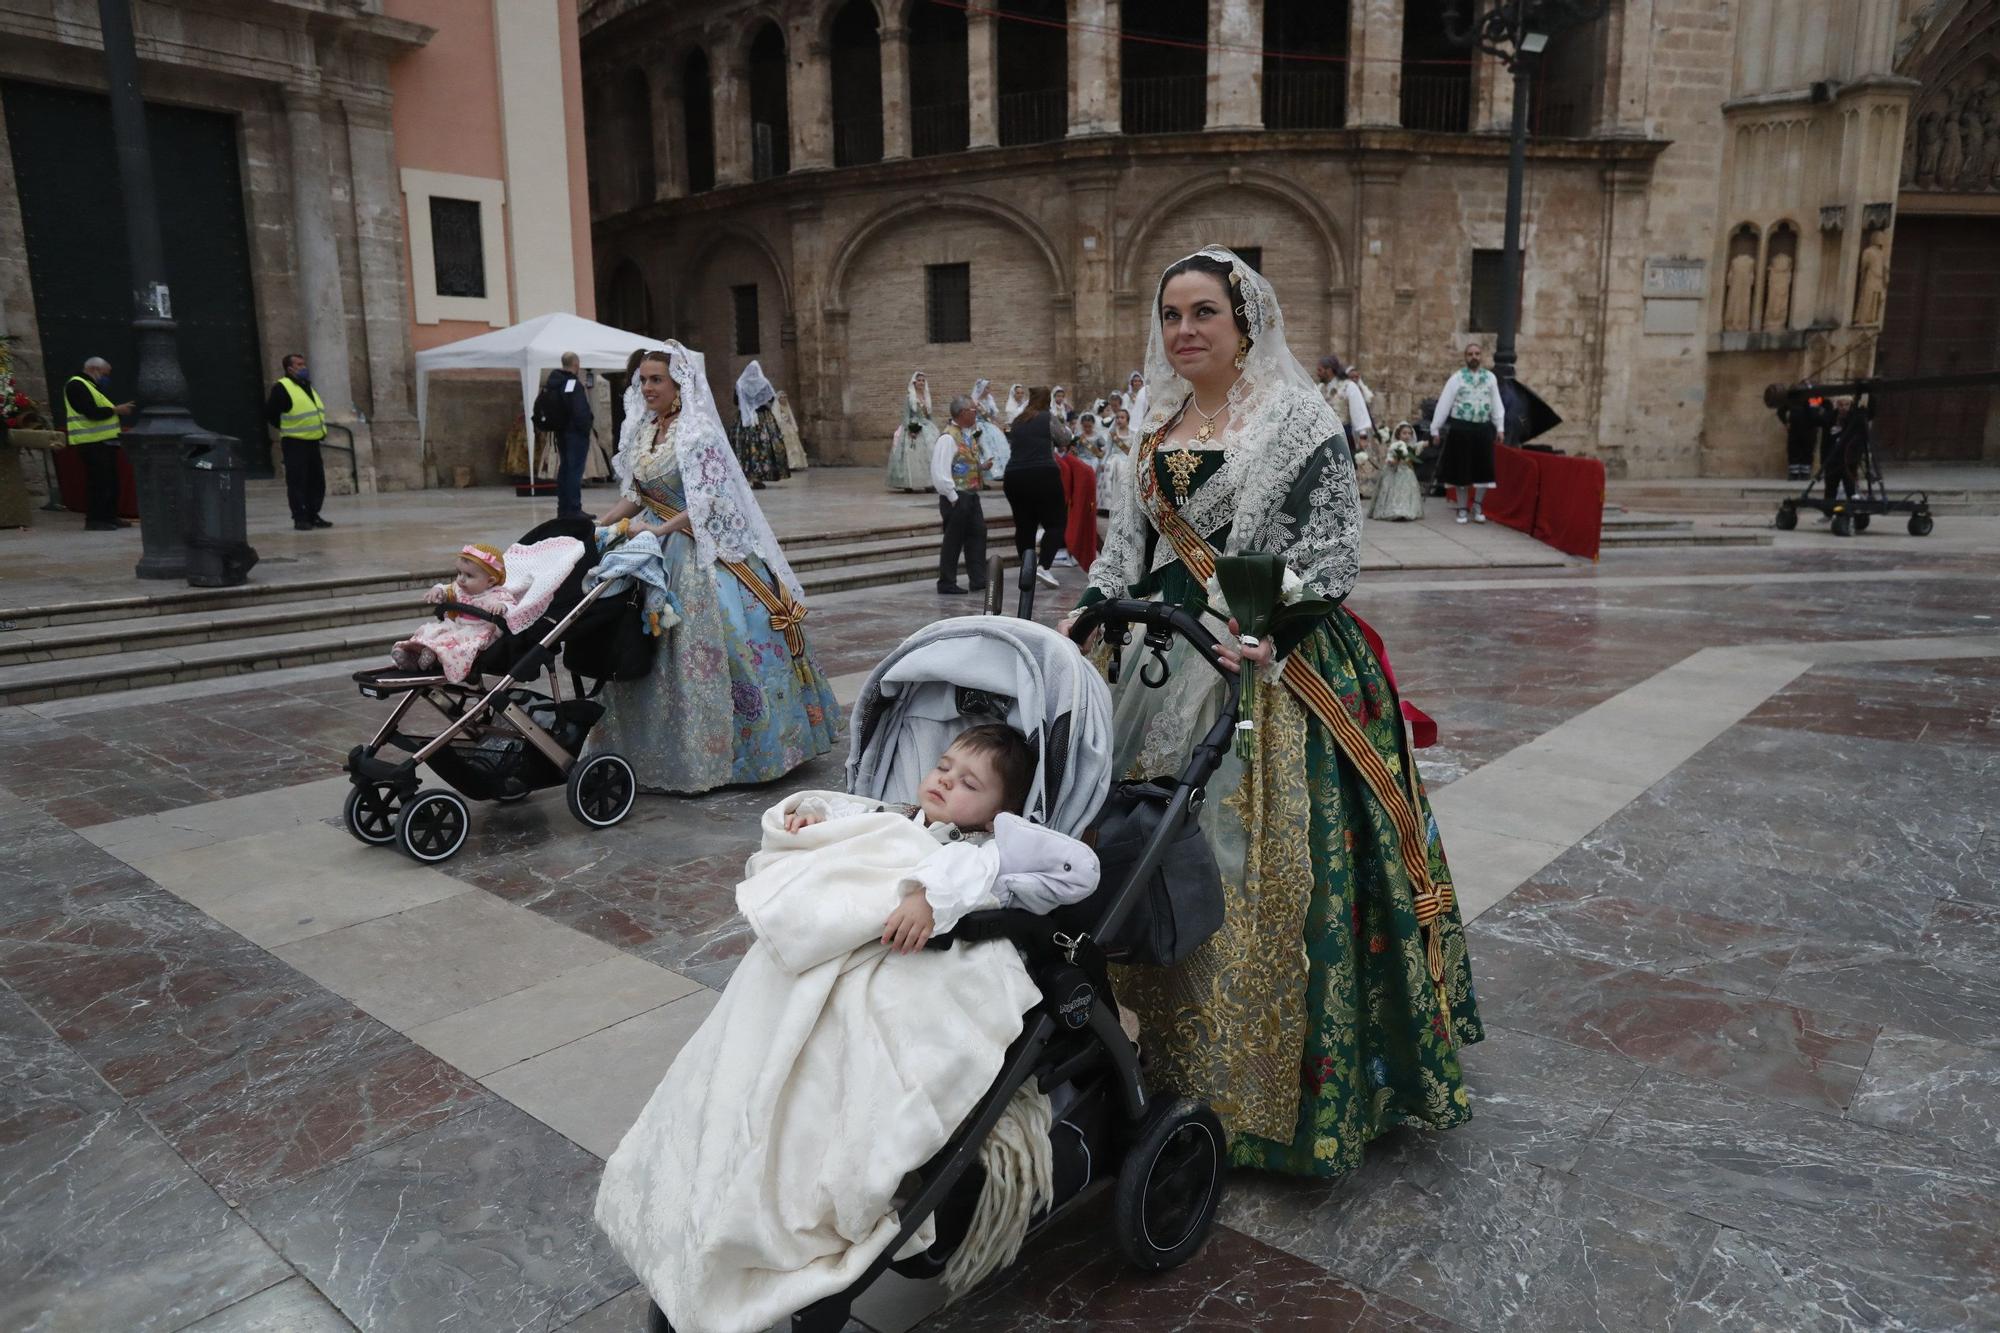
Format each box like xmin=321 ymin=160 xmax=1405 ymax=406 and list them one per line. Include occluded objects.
xmin=595 ymin=801 xmax=1042 ymax=1333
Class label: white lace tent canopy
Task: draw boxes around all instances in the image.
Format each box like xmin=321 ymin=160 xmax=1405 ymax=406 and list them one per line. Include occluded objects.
xmin=413 ymin=312 xmax=662 ymax=480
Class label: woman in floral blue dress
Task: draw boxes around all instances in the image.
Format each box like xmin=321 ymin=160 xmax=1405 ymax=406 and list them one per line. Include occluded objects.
xmin=591 ymin=343 xmax=838 ymax=794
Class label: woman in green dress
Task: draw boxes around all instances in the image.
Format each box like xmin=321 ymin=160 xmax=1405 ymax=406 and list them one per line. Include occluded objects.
xmin=1061 ymin=246 xmax=1483 ymax=1178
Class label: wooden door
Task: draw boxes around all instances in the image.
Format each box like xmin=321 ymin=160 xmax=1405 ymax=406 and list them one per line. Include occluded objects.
xmin=1873 ymin=215 xmax=2000 ymax=461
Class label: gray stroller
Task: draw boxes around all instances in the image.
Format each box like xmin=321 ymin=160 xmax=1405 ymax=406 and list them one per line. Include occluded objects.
xmin=648 ymin=602 xmax=1243 ymax=1331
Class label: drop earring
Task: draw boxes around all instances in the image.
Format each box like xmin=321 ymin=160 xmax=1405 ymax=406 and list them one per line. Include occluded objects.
xmin=1234 ymin=336 xmax=1250 ymax=370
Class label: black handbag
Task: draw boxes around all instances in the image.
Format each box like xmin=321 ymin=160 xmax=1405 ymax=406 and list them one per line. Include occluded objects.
xmin=1056 ymin=780 xmax=1224 ymax=966
xmin=562 ymin=580 xmax=659 ymax=683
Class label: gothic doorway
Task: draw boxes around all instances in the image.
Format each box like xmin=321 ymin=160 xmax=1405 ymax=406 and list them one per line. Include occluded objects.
xmin=1874 ymin=214 xmax=2000 ymax=462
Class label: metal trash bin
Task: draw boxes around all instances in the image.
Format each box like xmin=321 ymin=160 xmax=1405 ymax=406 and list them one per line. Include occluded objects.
xmin=183 ymin=430 xmax=259 ymax=587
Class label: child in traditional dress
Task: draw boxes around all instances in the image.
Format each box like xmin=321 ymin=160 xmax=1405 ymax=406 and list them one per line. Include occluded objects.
xmin=390 ymin=544 xmax=519 ymax=679
xmin=1369 ymin=422 xmax=1425 ymax=522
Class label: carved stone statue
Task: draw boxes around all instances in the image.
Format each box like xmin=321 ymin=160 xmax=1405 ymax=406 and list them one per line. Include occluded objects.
xmin=1854 ymin=232 xmax=1889 ymax=326
xmin=1914 ymin=110 xmax=1942 ymax=183
xmin=1938 ymin=113 xmax=1965 ymax=186
xmin=1761 ymin=253 xmax=1793 ymax=331
xmin=1722 ymin=251 xmax=1758 ymax=332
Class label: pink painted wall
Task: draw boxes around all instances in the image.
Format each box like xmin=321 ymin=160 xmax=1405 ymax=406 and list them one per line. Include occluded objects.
xmin=387 ymin=0 xmax=510 ymax=352
xmin=559 ymin=0 xmax=596 ymax=321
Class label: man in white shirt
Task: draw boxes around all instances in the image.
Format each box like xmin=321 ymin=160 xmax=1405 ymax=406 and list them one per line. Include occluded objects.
xmin=1428 ymin=341 xmax=1507 ymax=523
xmin=931 ymin=395 xmax=988 ymax=595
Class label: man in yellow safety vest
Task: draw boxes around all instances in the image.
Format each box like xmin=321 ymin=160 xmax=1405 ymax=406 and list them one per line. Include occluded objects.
xmin=265 ymin=352 xmax=330 ymax=530
xmin=63 ymin=356 xmax=136 ymax=531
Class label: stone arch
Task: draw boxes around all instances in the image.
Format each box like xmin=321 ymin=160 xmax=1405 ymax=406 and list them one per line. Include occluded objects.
xmin=1115 ymin=170 xmax=1349 ymax=294
xmin=828 ymin=192 xmax=1069 ymax=308
xmin=812 ymin=0 xmax=887 ymax=47
xmin=680 ymin=224 xmax=796 ymax=320
xmin=599 ymin=257 xmax=655 ymax=337
xmin=675 ymin=227 xmax=794 ymax=417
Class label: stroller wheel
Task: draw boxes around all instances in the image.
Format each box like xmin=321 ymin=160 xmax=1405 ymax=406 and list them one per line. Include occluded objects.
xmin=343 ymin=783 xmax=405 ymax=846
xmin=396 ymin=788 xmax=470 ymax=863
xmin=1113 ymin=1095 xmax=1225 ymax=1272
xmin=567 ymin=752 xmax=637 ymax=828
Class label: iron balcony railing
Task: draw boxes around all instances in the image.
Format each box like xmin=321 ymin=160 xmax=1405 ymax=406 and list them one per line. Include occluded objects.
xmin=1121 ymin=73 xmax=1206 ymax=135
xmin=1400 ymin=67 xmax=1473 ymax=133
xmin=1263 ymin=66 xmax=1347 ymax=130
xmin=833 ymin=114 xmax=884 ymax=167
xmin=998 ymin=87 xmax=1065 ymax=146
xmin=911 ymin=100 xmax=971 ymax=158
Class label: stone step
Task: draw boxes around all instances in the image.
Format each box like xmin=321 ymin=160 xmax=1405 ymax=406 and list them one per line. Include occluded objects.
xmin=0 ymin=543 xmax=1020 ymax=706
xmin=0 ymin=588 xmax=429 ymax=668
xmin=0 ymin=570 xmax=445 ymax=631
xmin=1596 ymin=529 xmax=1771 ymax=550
xmin=1600 ymin=514 xmax=1692 ymax=533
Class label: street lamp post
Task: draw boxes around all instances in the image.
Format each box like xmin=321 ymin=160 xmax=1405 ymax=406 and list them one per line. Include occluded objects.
xmin=1442 ymin=0 xmax=1609 ymax=384
xmin=97 ymin=0 xmax=202 ymax=580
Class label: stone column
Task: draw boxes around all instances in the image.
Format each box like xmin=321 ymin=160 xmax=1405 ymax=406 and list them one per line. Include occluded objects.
xmin=967 ymin=8 xmax=999 ymax=148
xmin=789 ymin=29 xmax=834 ymax=169
xmin=712 ymin=46 xmax=751 ymax=185
xmin=1475 ymin=53 xmax=1515 ymax=132
xmin=1208 ymin=0 xmax=1264 ymax=130
xmin=881 ymin=24 xmax=912 ymax=159
xmin=1347 ymin=0 xmax=1405 ymax=127
xmin=1068 ymin=173 xmax=1116 ymax=386
xmin=1590 ymin=162 xmax=1652 ymax=477
xmin=339 ymin=100 xmax=416 ymax=489
xmin=1354 ymin=158 xmax=1406 ymax=366
xmin=282 ymin=86 xmax=355 ymax=425
xmin=653 ymin=60 xmax=687 ymax=198
xmin=1069 ymin=0 xmax=1119 ymax=136
xmin=1600 ymin=0 xmax=1652 ymax=133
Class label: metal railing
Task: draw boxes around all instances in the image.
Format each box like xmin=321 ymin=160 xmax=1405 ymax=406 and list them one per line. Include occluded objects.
xmin=998 ymin=87 xmax=1065 ymax=146
xmin=751 ymin=121 xmax=790 ymax=180
xmin=833 ymin=114 xmax=884 ymax=167
xmin=911 ymin=101 xmax=970 ymax=158
xmin=1263 ymin=67 xmax=1347 ymax=130
xmin=1527 ymin=91 xmax=1586 ymax=137
xmin=1400 ymin=68 xmax=1473 ymax=133
xmin=1121 ymin=73 xmax=1206 ymax=136
xmin=322 ymin=422 xmax=359 ymax=493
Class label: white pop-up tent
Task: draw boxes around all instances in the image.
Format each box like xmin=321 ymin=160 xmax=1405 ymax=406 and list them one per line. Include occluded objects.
xmin=413 ymin=311 xmax=662 ymax=480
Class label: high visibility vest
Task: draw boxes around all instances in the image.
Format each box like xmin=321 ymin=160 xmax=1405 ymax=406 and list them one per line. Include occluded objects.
xmin=64 ymin=376 xmax=122 ymax=446
xmin=277 ymin=378 xmax=327 ymax=441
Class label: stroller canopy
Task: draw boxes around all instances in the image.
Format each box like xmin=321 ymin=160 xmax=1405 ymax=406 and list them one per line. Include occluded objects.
xmin=846 ymin=617 xmax=1113 ymax=838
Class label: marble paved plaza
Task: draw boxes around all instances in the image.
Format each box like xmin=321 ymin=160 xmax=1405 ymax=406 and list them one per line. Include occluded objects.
xmin=2 ymin=497 xmax=1997 ymax=1330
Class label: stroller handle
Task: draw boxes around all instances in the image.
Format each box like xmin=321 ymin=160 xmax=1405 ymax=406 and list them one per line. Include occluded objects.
xmin=430 ymin=601 xmax=511 ymax=630
xmin=1067 ymin=597 xmax=1243 ymax=792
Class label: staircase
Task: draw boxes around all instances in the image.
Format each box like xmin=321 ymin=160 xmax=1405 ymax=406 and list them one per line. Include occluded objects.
xmin=0 ymin=513 xmax=1013 ymax=707
xmin=1607 ymin=476 xmax=2000 ymax=517
xmin=1597 ymin=508 xmax=1770 ymax=551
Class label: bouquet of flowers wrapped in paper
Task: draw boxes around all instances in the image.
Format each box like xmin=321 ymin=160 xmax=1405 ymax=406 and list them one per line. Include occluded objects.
xmin=1202 ymin=552 xmax=1334 ymax=758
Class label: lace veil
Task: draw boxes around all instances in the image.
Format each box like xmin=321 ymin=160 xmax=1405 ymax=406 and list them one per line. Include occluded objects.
xmin=1093 ymin=245 xmax=1358 ymax=603
xmin=619 ymin=341 xmax=805 ymax=601
xmin=907 ymin=370 xmax=932 ymax=418
xmin=734 ymin=360 xmax=776 ymax=426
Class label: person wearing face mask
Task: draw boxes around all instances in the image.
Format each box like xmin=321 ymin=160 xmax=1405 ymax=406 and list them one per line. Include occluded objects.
xmin=266 ymin=352 xmax=332 ymax=530
xmin=64 ymin=356 xmax=136 ymax=531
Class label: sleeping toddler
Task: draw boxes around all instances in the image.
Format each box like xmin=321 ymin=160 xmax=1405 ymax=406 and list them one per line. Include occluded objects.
xmin=778 ymin=723 xmax=1099 ymax=952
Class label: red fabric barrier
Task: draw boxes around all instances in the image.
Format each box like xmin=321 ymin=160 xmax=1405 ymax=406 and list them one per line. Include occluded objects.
xmin=1525 ymin=449 xmax=1607 ymax=561
xmin=1452 ymin=444 xmax=1604 ymax=561
xmin=1059 ymin=454 xmax=1099 ymax=569
xmin=53 ymin=441 xmax=141 ymax=519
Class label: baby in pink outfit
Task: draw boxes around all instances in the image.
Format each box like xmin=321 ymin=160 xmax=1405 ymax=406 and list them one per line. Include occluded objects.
xmin=390 ymin=543 xmax=519 ymax=681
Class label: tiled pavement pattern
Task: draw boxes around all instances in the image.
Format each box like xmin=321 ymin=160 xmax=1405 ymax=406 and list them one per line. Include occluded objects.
xmin=2 ymin=536 xmax=1998 ymax=1330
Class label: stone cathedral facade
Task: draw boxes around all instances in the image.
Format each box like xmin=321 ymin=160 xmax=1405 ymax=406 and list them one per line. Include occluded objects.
xmin=583 ymin=0 xmax=2000 ymax=479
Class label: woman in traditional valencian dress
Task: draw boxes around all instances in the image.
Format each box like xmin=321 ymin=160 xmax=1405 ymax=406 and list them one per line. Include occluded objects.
xmin=886 ymin=370 xmax=938 ymax=492
xmin=592 ymin=344 xmax=838 ymax=794
xmin=1062 ymin=247 xmax=1482 ymax=1177
xmin=731 ymin=361 xmax=789 ymax=489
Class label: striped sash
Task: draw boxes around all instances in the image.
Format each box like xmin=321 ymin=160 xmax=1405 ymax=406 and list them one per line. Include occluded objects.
xmin=638 ymin=492 xmax=814 ymax=685
xmin=1148 ymin=497 xmax=1458 ymax=1029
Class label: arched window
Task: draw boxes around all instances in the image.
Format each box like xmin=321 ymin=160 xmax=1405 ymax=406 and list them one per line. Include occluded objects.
xmin=996 ymin=0 xmax=1065 ymax=145
xmin=831 ymin=1 xmax=885 ymax=166
xmin=602 ymin=259 xmax=655 ymax=337
xmin=683 ymin=48 xmax=717 ymax=193
xmin=747 ymin=22 xmax=791 ymax=179
xmin=1400 ymin=0 xmax=1472 ymax=132
xmin=1120 ymin=0 xmax=1205 ymax=135
xmin=618 ymin=67 xmax=655 ymax=207
xmin=1264 ymin=0 xmax=1347 ymax=130
xmin=907 ymin=0 xmax=969 ymax=156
